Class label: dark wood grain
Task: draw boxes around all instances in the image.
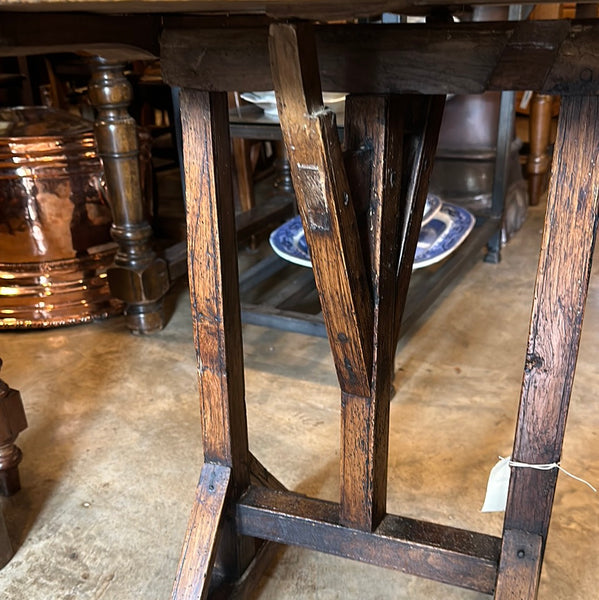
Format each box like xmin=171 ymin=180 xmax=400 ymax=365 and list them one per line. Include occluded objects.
xmin=238 ymin=486 xmax=501 ymax=594
xmin=0 ymin=0 xmax=598 ymax=21
xmin=495 ymin=529 xmax=543 ymax=599
xmin=269 ymin=22 xmax=373 ymax=396
xmin=0 ymin=508 xmax=12 ymax=569
xmin=498 ymin=95 xmax=599 ymax=598
xmin=178 ymin=88 xmax=255 ymax=586
xmin=209 ymin=539 xmax=283 ymax=600
xmin=181 ymin=88 xmax=249 ymax=476
xmin=338 ymin=95 xmax=405 ymax=531
xmin=248 ymin=453 xmax=286 ymax=492
xmin=171 ymin=464 xmax=231 ymax=600
xmin=0 ymin=13 xmax=159 ymax=60
xmin=393 ymin=95 xmax=446 ymax=349
xmin=162 ymin=19 xmax=599 ymax=95
xmin=207 ymin=454 xmax=286 ymax=600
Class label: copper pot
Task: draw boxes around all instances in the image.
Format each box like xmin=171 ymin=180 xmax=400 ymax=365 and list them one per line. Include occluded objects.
xmin=0 ymin=106 xmax=122 ymax=328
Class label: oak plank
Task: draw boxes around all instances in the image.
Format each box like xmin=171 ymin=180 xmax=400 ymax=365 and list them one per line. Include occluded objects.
xmin=0 ymin=0 xmax=597 ymax=21
xmin=171 ymin=464 xmax=231 ymax=600
xmin=162 ymin=20 xmax=599 ymax=95
xmin=269 ymin=22 xmax=373 ymax=396
xmin=339 ymin=95 xmax=405 ymax=530
xmin=498 ymin=95 xmax=599 ymax=598
xmin=179 ymin=88 xmax=255 ymax=583
xmin=495 ymin=530 xmax=543 ymax=599
xmin=181 ymin=88 xmax=249 ymax=475
xmin=0 ymin=13 xmax=160 ymax=60
xmin=237 ymin=486 xmax=501 ymax=594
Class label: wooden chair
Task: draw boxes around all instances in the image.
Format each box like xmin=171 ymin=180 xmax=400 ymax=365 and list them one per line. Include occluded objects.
xmin=524 ymin=4 xmax=598 ymax=205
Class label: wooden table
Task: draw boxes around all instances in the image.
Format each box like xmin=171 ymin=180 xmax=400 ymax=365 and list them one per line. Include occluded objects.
xmin=2 ymin=3 xmax=599 ymax=598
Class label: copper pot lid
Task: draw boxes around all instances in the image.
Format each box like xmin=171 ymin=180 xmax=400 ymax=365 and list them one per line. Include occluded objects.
xmin=0 ymin=106 xmax=93 ymax=140
xmin=0 ymin=107 xmax=99 ymax=177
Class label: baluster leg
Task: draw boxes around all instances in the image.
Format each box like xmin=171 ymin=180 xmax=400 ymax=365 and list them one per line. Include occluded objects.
xmin=88 ymin=58 xmax=169 ymax=334
xmin=527 ymin=93 xmax=553 ymax=206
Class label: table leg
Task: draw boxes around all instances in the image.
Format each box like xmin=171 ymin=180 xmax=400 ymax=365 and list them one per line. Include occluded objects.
xmin=172 ymin=89 xmax=256 ymax=599
xmin=495 ymin=94 xmax=599 ymax=598
xmin=0 ymin=359 xmax=27 ymax=497
xmin=88 ymin=58 xmax=169 ymax=334
xmin=527 ymin=93 xmax=553 ymax=207
xmin=0 ymin=359 xmax=27 ymax=569
xmin=0 ymin=506 xmax=12 ymax=569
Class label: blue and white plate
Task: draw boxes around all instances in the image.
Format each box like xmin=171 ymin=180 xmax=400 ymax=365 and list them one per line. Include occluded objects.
xmin=422 ymin=193 xmax=442 ymax=225
xmin=270 ymin=215 xmax=311 ymax=267
xmin=413 ymin=202 xmax=475 ymax=269
xmin=269 ymin=201 xmax=474 ymax=270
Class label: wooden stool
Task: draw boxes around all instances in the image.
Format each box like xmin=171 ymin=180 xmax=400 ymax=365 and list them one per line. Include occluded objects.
xmin=161 ymin=17 xmax=599 ymax=599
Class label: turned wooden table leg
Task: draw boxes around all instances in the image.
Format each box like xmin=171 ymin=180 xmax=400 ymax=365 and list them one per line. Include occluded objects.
xmin=0 ymin=508 xmax=12 ymax=569
xmin=527 ymin=92 xmax=553 ymax=206
xmin=0 ymin=359 xmax=27 ymax=498
xmin=88 ymin=58 xmax=169 ymax=334
xmin=0 ymin=359 xmax=27 ymax=569
xmin=495 ymin=95 xmax=599 ymax=598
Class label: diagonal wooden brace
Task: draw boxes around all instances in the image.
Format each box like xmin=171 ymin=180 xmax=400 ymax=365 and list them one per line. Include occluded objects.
xmin=172 ymin=464 xmax=232 ymax=600
xmin=269 ymin=22 xmax=374 ymax=398
xmin=393 ymin=95 xmax=446 ymax=349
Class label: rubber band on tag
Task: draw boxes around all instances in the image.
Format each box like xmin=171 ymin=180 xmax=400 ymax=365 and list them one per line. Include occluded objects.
xmin=500 ymin=456 xmax=597 ymax=493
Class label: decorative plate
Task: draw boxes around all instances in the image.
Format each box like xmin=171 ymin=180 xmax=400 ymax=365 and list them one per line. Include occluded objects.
xmin=422 ymin=193 xmax=442 ymax=225
xmin=269 ymin=215 xmax=311 ymax=267
xmin=240 ymin=91 xmax=346 ymax=120
xmin=413 ymin=202 xmax=476 ymax=269
xmin=269 ymin=201 xmax=475 ymax=270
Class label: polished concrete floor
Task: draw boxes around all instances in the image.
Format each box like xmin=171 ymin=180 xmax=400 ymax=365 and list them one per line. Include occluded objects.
xmin=1 ymin=199 xmax=598 ymax=599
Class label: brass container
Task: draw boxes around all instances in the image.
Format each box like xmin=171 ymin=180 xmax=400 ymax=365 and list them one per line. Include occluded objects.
xmin=0 ymin=106 xmax=122 ymax=328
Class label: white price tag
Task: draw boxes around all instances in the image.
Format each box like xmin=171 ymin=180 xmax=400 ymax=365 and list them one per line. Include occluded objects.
xmin=481 ymin=456 xmax=511 ymax=513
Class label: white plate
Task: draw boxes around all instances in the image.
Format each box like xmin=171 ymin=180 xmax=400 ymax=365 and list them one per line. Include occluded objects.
xmin=240 ymin=91 xmax=346 ymax=120
xmin=269 ymin=201 xmax=475 ymax=270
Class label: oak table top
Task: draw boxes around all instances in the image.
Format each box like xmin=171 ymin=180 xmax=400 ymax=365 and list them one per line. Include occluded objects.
xmin=0 ymin=0 xmax=596 ymax=19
